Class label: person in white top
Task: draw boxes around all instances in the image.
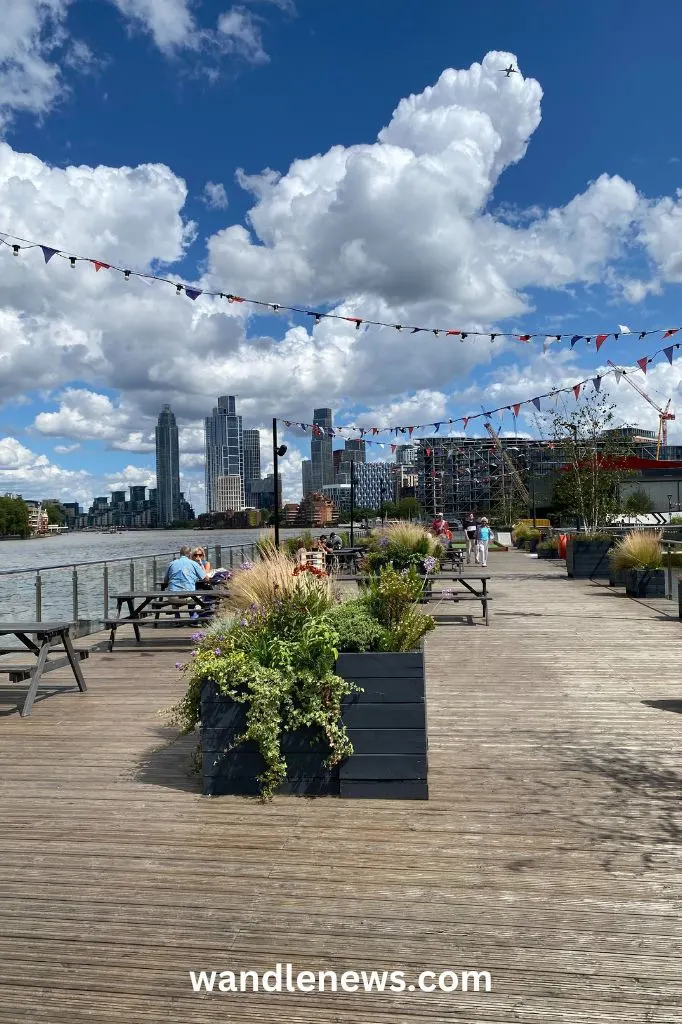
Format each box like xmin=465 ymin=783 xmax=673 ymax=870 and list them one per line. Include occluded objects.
xmin=464 ymin=512 xmax=477 ymax=564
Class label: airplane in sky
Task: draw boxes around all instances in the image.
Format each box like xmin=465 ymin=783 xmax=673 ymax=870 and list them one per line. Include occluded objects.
xmin=500 ymin=64 xmax=518 ymax=77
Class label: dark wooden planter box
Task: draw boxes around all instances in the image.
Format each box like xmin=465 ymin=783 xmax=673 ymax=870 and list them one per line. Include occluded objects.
xmin=608 ymin=566 xmax=628 ymax=587
xmin=527 ymin=537 xmax=540 ymax=553
xmin=566 ymin=539 xmax=613 ymax=579
xmin=336 ymin=651 xmax=428 ymax=801
xmin=200 ymin=648 xmax=429 ymax=800
xmin=201 ymin=683 xmax=339 ymax=796
xmin=625 ymin=568 xmax=666 ymax=598
xmin=537 ymin=548 xmax=559 ymax=559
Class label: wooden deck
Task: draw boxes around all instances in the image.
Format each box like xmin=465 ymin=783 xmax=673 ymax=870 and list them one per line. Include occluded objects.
xmin=1 ymin=551 xmax=681 ymax=1023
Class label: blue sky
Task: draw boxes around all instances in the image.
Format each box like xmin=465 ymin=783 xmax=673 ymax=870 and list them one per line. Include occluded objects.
xmin=2 ymin=0 xmax=682 ymax=507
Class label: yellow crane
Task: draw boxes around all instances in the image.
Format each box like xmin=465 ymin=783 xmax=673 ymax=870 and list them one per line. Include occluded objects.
xmin=606 ymin=360 xmax=675 ymax=459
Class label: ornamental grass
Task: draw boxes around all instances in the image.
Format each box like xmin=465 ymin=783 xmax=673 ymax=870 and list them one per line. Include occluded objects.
xmin=610 ymin=530 xmax=663 ymax=572
xmin=227 ymin=544 xmax=333 ymax=611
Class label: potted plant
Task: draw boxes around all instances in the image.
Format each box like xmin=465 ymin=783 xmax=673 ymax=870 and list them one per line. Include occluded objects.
xmin=168 ymin=552 xmax=434 ymax=800
xmin=610 ymin=531 xmax=665 ymax=598
xmin=565 ymin=533 xmax=614 ymax=578
xmin=536 ymin=536 xmax=560 ymax=559
xmin=359 ymin=522 xmax=443 ymax=575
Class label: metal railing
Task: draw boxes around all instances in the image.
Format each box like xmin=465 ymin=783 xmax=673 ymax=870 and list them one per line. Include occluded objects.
xmin=0 ymin=542 xmax=258 ymax=635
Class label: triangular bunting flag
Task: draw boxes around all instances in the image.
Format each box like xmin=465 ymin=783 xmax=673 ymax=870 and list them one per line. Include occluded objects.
xmin=570 ymin=335 xmax=582 ymax=348
xmin=593 ymin=376 xmax=602 ymax=392
xmin=543 ymin=336 xmax=555 ymax=353
xmin=390 ymin=444 xmax=397 ymax=453
xmin=663 ymin=329 xmax=680 ymax=339
xmin=532 ymin=398 xmax=541 ymax=411
xmin=613 ymin=369 xmax=623 ymax=383
xmin=462 ymin=417 xmax=469 ymax=430
xmin=446 ymin=330 xmax=460 ymax=336
xmin=595 ymin=334 xmax=608 ymax=350
xmin=573 ymin=384 xmax=581 ymax=399
xmin=185 ymin=288 xmax=202 ymax=300
xmin=284 ymin=420 xmax=291 ymax=427
xmin=664 ymin=346 xmax=675 ymax=364
xmin=92 ymin=261 xmax=110 ymax=272
xmin=618 ymin=324 xmax=631 ymax=334
xmin=411 ymin=327 xmax=423 ymax=334
xmin=408 ymin=426 xmax=414 ymax=436
xmin=40 ymin=246 xmax=59 ymax=263
xmin=518 ymin=334 xmax=531 ymax=343
xmin=637 ymin=357 xmax=649 ymax=374
xmin=433 ymin=423 xmax=441 ymax=432
xmin=425 ymin=448 xmax=432 ymax=456
xmin=512 ymin=404 xmax=521 ymax=417
xmin=300 ymin=423 xmax=307 ymax=430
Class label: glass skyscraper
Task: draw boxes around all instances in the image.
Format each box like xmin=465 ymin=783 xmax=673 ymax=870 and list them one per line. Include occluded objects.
xmin=243 ymin=429 xmax=261 ymax=506
xmin=311 ymin=408 xmax=333 ymax=492
xmin=204 ymin=396 xmax=244 ymax=512
xmin=155 ymin=404 xmax=180 ymax=526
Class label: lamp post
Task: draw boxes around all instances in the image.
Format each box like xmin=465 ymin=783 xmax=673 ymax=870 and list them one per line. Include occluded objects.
xmin=668 ymin=494 xmax=673 ymax=519
xmin=271 ymin=417 xmax=287 ymax=549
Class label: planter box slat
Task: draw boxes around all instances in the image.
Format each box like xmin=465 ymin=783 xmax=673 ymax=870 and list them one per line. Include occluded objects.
xmin=341 ymin=702 xmax=426 ymax=729
xmin=336 ymin=652 xmax=422 ymax=678
xmin=204 ymin=750 xmax=335 ymax=779
xmin=344 ymin=728 xmax=427 ymax=755
xmin=566 ymin=540 xmax=613 ymax=579
xmin=338 ymin=754 xmax=427 ymax=780
xmin=625 ymin=568 xmax=666 ymax=598
xmin=340 ymin=780 xmax=429 ymax=800
xmin=206 ymin=776 xmax=339 ymax=797
xmin=341 ymin=679 xmax=425 ymax=703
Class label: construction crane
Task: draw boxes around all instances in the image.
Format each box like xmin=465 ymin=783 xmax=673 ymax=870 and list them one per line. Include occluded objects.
xmin=607 ymin=360 xmax=675 ymax=459
xmin=484 ymin=421 xmax=530 ymax=505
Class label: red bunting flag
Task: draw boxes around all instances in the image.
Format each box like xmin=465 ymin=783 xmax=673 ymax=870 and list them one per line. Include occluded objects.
xmin=446 ymin=330 xmax=461 ymax=336
xmin=573 ymin=384 xmax=581 ymax=399
xmin=637 ymin=357 xmax=649 ymax=374
xmin=518 ymin=335 xmax=531 ymax=342
xmin=663 ymin=328 xmax=680 ymax=339
xmin=462 ymin=416 xmax=469 ymax=430
xmin=512 ymin=403 xmax=521 ymax=417
xmin=425 ymin=448 xmax=432 ymax=456
xmin=227 ymin=295 xmax=244 ymax=303
xmin=408 ymin=426 xmax=414 ymax=436
xmin=92 ymin=261 xmax=110 ymax=272
xmin=345 ymin=317 xmax=362 ymax=329
xmin=371 ymin=427 xmax=379 ymax=435
xmin=595 ymin=334 xmax=608 ymax=350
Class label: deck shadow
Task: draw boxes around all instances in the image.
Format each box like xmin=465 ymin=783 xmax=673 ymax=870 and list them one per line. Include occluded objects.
xmin=132 ymin=726 xmax=203 ymax=794
xmin=642 ymin=699 xmax=682 ymax=715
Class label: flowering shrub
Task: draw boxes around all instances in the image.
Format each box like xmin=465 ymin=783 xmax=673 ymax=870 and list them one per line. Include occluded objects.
xmin=293 ymin=563 xmax=328 ymax=578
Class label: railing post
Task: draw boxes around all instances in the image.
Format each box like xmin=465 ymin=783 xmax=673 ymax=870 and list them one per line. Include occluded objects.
xmin=103 ymin=564 xmax=109 ymax=619
xmin=153 ymin=557 xmax=157 ymax=588
xmin=230 ymin=547 xmax=234 ymax=568
xmin=35 ymin=571 xmax=42 ymax=621
xmin=666 ymin=542 xmax=673 ymax=601
xmin=130 ymin=560 xmax=135 ymax=592
xmin=215 ymin=545 xmax=222 ymax=569
xmin=72 ymin=566 xmax=79 ymax=625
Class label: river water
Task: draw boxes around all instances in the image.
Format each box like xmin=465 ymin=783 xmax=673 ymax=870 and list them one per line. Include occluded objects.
xmin=0 ymin=528 xmax=317 ymax=629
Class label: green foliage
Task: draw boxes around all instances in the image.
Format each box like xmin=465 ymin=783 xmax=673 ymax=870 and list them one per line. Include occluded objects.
xmin=359 ymin=566 xmax=435 ymax=651
xmin=0 ymin=496 xmax=30 ymax=537
xmin=570 ymin=532 xmax=613 ymax=543
xmin=537 ymin=536 xmax=559 ymax=553
xmin=43 ymin=502 xmax=64 ymax=526
xmin=324 ymin=600 xmax=386 ymax=653
xmin=623 ymin=489 xmax=655 ymax=515
xmin=670 ymin=516 xmax=682 ymax=526
xmin=549 ymin=396 xmax=632 ymax=532
xmin=610 ymin=530 xmax=662 ymax=571
xmin=283 ymin=530 xmax=314 ymax=556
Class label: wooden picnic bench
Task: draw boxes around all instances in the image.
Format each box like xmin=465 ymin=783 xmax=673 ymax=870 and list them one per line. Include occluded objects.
xmin=104 ymin=589 xmax=227 ymax=651
xmin=335 ymin=571 xmax=492 ymax=625
xmin=0 ymin=621 xmax=88 ymax=716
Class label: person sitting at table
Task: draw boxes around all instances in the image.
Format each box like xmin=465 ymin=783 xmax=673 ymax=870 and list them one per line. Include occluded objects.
xmin=163 ymin=546 xmax=206 ymax=592
xmin=328 ymin=532 xmax=343 ymax=551
xmin=192 ymin=547 xmax=212 ymax=574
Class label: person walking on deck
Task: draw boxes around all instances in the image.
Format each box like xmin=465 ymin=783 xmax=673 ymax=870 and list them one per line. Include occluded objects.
xmin=476 ymin=518 xmax=492 ymax=567
xmin=464 ymin=512 xmax=477 ymax=564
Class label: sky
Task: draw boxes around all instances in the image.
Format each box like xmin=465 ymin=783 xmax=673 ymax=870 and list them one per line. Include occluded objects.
xmin=2 ymin=0 xmax=682 ymax=510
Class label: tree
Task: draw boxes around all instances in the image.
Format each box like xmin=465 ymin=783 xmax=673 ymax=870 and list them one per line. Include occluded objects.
xmin=0 ymin=496 xmax=30 ymax=537
xmin=396 ymin=497 xmax=421 ymax=520
xmin=624 ymin=488 xmax=655 ymax=515
xmin=549 ymin=395 xmax=632 ymax=532
xmin=43 ymin=502 xmax=65 ymax=526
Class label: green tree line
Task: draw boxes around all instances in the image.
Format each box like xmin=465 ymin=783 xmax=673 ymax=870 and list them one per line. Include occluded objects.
xmin=0 ymin=497 xmax=30 ymax=538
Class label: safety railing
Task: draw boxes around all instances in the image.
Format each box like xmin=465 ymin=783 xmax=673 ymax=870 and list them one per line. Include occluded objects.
xmin=0 ymin=542 xmax=258 ymax=635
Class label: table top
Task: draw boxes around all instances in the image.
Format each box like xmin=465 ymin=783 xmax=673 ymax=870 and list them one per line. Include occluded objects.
xmin=0 ymin=621 xmax=73 ymax=634
xmin=336 ymin=571 xmax=491 ymax=582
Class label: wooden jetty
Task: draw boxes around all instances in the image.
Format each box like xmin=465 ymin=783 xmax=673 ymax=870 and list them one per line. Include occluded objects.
xmin=0 ymin=551 xmax=681 ymax=1023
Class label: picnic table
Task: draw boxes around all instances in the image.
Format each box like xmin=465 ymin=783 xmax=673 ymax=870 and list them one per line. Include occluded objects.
xmin=325 ymin=547 xmax=363 ymax=574
xmin=105 ymin=590 xmax=227 ymax=651
xmin=336 ymin=571 xmax=492 ymax=625
xmin=0 ymin=621 xmax=88 ymax=717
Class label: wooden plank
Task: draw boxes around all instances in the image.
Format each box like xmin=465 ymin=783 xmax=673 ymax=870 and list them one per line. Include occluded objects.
xmin=1 ymin=551 xmax=682 ymax=1022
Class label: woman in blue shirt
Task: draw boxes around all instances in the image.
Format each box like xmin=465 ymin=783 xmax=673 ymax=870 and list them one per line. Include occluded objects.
xmin=476 ymin=518 xmax=492 ymax=567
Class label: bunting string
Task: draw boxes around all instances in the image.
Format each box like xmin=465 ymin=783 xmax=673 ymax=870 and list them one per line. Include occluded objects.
xmin=278 ymin=341 xmax=681 ymax=445
xmin=0 ymin=229 xmax=680 ymax=351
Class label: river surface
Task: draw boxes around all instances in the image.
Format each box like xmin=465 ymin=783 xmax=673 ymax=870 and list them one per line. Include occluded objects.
xmin=0 ymin=528 xmax=321 ymax=629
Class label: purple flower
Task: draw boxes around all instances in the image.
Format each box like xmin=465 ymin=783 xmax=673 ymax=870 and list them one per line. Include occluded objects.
xmin=190 ymin=650 xmax=197 ymax=658
xmin=240 ymin=560 xmax=254 ymax=571
xmin=379 ymin=536 xmax=389 ymax=548
xmin=175 ymin=661 xmax=184 ymax=670
xmin=423 ymin=556 xmax=438 ymax=574
xmin=239 ymin=618 xmax=248 ymax=627
xmin=214 ymin=648 xmax=222 ymax=656
xmin=189 ymin=631 xmax=206 ymax=642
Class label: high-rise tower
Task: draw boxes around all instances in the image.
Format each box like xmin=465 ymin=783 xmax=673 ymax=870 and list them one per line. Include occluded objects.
xmin=204 ymin=396 xmax=244 ymax=512
xmin=155 ymin=404 xmax=180 ymax=526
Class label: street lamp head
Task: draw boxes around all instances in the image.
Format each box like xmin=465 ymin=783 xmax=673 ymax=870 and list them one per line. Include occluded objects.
xmin=276 ymin=445 xmax=287 ymax=457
